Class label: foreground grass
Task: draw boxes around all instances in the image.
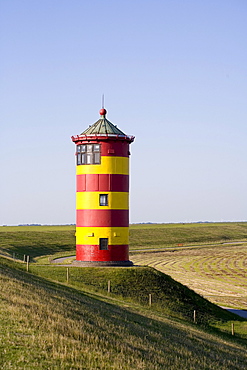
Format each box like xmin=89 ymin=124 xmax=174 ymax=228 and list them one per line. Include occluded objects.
xmin=1 ymin=257 xmax=245 ymax=336
xmin=25 ymin=265 xmax=241 ymax=325
xmin=1 ymin=261 xmax=247 ymax=369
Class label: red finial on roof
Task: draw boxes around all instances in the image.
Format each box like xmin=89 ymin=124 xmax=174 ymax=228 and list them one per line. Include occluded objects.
xmin=99 ymin=108 xmax=107 ymax=116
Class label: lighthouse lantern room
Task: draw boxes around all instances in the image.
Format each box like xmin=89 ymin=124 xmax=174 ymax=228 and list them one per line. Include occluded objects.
xmin=71 ymin=108 xmax=135 ymax=266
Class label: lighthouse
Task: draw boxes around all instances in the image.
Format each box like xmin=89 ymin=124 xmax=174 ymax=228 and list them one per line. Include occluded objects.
xmin=71 ymin=107 xmax=135 ymax=266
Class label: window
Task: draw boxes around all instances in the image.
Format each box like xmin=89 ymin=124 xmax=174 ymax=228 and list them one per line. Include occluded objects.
xmin=99 ymin=194 xmax=108 ymax=206
xmin=94 ymin=152 xmax=100 ymax=164
xmin=76 ymin=144 xmax=101 ymax=165
xmin=86 ymin=153 xmax=92 ymax=164
xmin=99 ymin=238 xmax=108 ymax=250
xmin=87 ymin=144 xmax=93 ymax=152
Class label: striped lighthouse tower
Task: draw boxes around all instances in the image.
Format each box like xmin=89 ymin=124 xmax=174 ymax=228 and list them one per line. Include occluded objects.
xmin=71 ymin=107 xmax=135 ymax=266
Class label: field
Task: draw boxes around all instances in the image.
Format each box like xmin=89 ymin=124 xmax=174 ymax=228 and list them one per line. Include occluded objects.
xmin=2 ymin=221 xmax=247 ymax=256
xmin=0 ymin=225 xmax=75 ymax=260
xmin=1 ymin=258 xmax=247 ymax=369
xmin=131 ymin=243 xmax=247 ymax=309
xmin=129 ymin=222 xmax=247 ymax=249
xmin=1 ymin=223 xmax=246 ymax=309
xmin=0 ymin=223 xmax=247 ymax=368
xmin=130 ymin=223 xmax=247 ymax=309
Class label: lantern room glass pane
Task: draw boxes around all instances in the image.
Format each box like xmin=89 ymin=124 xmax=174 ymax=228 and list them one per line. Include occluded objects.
xmin=94 ymin=152 xmax=100 ymax=164
xmin=77 ymin=145 xmax=81 ymax=153
xmin=81 ymin=154 xmax=86 ymax=164
xmin=86 ymin=154 xmax=92 ymax=164
xmin=94 ymin=144 xmax=100 ymax=152
xmin=77 ymin=154 xmax=81 ymax=165
xmin=87 ymin=145 xmax=93 ymax=152
xmin=81 ymin=145 xmax=86 ymax=153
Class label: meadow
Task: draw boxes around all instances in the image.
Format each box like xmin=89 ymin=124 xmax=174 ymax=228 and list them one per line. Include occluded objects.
xmin=131 ymin=243 xmax=247 ymax=309
xmin=0 ymin=223 xmax=247 ymax=368
xmin=1 ymin=257 xmax=247 ymax=369
xmin=1 ymin=223 xmax=246 ymax=310
xmin=130 ymin=222 xmax=247 ymax=249
xmin=130 ymin=223 xmax=247 ymax=310
xmin=2 ymin=222 xmax=247 ymax=257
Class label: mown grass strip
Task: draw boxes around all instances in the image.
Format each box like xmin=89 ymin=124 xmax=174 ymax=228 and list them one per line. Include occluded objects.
xmin=132 ymin=244 xmax=247 ymax=310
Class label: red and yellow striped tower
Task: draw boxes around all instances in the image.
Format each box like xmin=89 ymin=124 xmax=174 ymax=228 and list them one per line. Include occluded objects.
xmin=71 ymin=107 xmax=135 ymax=266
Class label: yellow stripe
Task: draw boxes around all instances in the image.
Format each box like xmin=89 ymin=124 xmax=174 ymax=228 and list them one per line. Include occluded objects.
xmin=76 ymin=192 xmax=129 ymax=210
xmin=76 ymin=226 xmax=129 ymax=245
xmin=76 ymin=156 xmax=129 ymax=175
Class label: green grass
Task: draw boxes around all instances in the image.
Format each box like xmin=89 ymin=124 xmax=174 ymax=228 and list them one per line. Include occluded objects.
xmin=1 ymin=222 xmax=246 ymax=310
xmin=130 ymin=222 xmax=247 ymax=249
xmin=132 ymin=244 xmax=247 ymax=310
xmin=0 ymin=225 xmax=75 ymax=260
xmin=1 ymin=259 xmax=247 ymax=369
xmin=1 ymin=222 xmax=247 ymax=368
xmin=0 ymin=256 xmax=245 ymax=331
xmin=2 ymin=222 xmax=247 ymax=260
xmin=29 ymin=265 xmax=242 ymax=325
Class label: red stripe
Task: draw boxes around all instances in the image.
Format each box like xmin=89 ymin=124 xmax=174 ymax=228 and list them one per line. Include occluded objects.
xmin=76 ymin=244 xmax=129 ymax=261
xmin=101 ymin=142 xmax=130 ymax=157
xmin=77 ymin=174 xmax=129 ymax=192
xmin=76 ymin=209 xmax=129 ymax=227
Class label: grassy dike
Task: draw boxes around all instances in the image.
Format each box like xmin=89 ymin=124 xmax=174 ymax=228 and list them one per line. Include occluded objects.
xmin=27 ymin=264 xmax=240 ymax=325
xmin=129 ymin=222 xmax=247 ymax=250
xmin=2 ymin=222 xmax=247 ymax=259
xmin=1 ymin=224 xmax=247 ymax=368
xmin=1 ymin=257 xmax=247 ymax=369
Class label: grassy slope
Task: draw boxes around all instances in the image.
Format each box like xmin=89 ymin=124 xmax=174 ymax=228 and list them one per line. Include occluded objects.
xmin=0 ymin=223 xmax=246 ymax=309
xmin=1 ymin=260 xmax=247 ymax=369
xmin=0 ymin=256 xmax=245 ymax=332
xmin=2 ymin=222 xmax=247 ymax=259
xmin=0 ymin=226 xmax=75 ymax=259
xmin=130 ymin=222 xmax=247 ymax=249
xmin=29 ymin=264 xmax=240 ymax=325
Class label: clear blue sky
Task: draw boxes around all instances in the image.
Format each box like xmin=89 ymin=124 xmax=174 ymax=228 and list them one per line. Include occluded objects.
xmin=1 ymin=0 xmax=247 ymax=225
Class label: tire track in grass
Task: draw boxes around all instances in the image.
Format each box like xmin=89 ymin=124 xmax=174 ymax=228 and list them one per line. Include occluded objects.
xmin=217 ymin=254 xmax=246 ymax=283
xmin=197 ymin=256 xmax=213 ymax=278
xmin=132 ymin=244 xmax=247 ymax=308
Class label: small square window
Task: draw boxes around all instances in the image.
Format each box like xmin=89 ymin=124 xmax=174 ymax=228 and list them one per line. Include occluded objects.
xmin=99 ymin=238 xmax=108 ymax=250
xmin=99 ymin=194 xmax=108 ymax=206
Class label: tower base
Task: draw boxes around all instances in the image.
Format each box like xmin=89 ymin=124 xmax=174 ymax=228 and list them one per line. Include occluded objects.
xmin=72 ymin=260 xmax=133 ymax=267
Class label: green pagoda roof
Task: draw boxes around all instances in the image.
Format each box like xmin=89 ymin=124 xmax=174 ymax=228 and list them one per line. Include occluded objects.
xmin=81 ymin=109 xmax=126 ymax=136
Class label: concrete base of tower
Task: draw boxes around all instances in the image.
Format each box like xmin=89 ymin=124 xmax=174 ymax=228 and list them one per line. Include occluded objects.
xmin=72 ymin=260 xmax=133 ymax=267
